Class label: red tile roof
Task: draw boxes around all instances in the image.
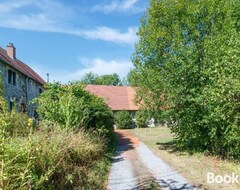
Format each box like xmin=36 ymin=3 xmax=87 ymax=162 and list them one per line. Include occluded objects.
xmin=85 ymin=85 xmax=139 ymax=111
xmin=0 ymin=47 xmax=45 ymax=85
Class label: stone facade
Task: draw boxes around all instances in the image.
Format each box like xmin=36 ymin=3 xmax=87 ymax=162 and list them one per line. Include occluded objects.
xmin=0 ymin=43 xmax=45 ymax=117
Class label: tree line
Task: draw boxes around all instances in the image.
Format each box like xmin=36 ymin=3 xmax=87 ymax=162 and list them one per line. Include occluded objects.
xmin=80 ymin=72 xmax=123 ymax=86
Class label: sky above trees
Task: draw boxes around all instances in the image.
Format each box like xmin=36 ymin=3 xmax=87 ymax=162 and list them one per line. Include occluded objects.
xmin=0 ymin=0 xmax=147 ymax=83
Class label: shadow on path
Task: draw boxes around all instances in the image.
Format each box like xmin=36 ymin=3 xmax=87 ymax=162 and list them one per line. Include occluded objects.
xmin=109 ymin=130 xmax=201 ymax=190
xmin=111 ymin=131 xmax=134 ymax=164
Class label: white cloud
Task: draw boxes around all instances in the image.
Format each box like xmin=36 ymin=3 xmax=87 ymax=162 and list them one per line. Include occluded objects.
xmin=93 ymin=0 xmax=144 ymax=13
xmin=0 ymin=0 xmax=73 ymax=32
xmin=0 ymin=0 xmax=138 ymax=45
xmin=123 ymin=0 xmax=139 ymax=9
xmin=67 ymin=57 xmax=133 ymax=82
xmin=0 ymin=0 xmax=32 ymax=13
xmin=72 ymin=27 xmax=138 ymax=45
xmin=75 ymin=57 xmax=132 ymax=78
xmin=29 ymin=57 xmax=133 ymax=83
xmin=0 ymin=14 xmax=55 ymax=32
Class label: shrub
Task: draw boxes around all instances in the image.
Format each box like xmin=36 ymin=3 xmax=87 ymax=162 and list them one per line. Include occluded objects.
xmin=4 ymin=111 xmax=32 ymax=137
xmin=0 ymin=99 xmax=33 ymax=138
xmin=114 ymin=111 xmax=133 ymax=129
xmin=34 ymin=82 xmax=114 ymax=137
xmin=0 ymin=77 xmax=114 ymax=189
xmin=135 ymin=110 xmax=149 ymax=128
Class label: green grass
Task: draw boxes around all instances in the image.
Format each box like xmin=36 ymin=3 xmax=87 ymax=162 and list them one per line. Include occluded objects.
xmin=127 ymin=127 xmax=240 ymax=190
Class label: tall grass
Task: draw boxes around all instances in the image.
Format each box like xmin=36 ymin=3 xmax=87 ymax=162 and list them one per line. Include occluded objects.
xmin=0 ymin=79 xmax=115 ymax=189
xmin=1 ymin=126 xmax=110 ymax=189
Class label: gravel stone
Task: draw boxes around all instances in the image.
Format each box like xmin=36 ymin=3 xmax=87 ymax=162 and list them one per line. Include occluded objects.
xmin=108 ymin=130 xmax=198 ymax=190
xmin=136 ymin=143 xmax=198 ymax=190
xmin=108 ymin=134 xmax=138 ymax=190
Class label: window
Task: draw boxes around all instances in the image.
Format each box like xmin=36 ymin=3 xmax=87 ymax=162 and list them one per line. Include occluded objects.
xmin=12 ymin=72 xmax=16 ymax=85
xmin=8 ymin=70 xmax=16 ymax=86
xmin=39 ymin=88 xmax=42 ymax=94
xmin=8 ymin=70 xmax=11 ymax=84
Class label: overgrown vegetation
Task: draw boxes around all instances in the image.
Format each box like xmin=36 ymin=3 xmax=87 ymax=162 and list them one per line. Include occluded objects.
xmin=114 ymin=111 xmax=133 ymax=129
xmin=1 ymin=79 xmax=115 ymax=189
xmin=130 ymin=0 xmax=240 ymax=158
xmin=34 ymin=82 xmax=114 ymax=137
xmin=2 ymin=127 xmax=109 ymax=189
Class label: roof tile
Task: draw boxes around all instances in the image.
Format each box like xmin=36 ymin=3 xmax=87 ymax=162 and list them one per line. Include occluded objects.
xmin=85 ymin=85 xmax=139 ymax=111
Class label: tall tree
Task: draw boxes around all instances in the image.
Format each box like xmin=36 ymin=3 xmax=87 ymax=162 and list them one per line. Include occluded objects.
xmin=81 ymin=72 xmax=122 ymax=86
xmin=95 ymin=73 xmax=121 ymax=86
xmin=80 ymin=72 xmax=97 ymax=85
xmin=130 ymin=0 xmax=240 ymax=158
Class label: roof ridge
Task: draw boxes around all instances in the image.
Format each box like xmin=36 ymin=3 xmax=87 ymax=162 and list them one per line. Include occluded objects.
xmin=0 ymin=46 xmax=45 ymax=85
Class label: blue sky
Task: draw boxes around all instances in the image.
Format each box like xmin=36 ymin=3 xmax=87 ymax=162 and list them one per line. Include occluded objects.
xmin=0 ymin=0 xmax=148 ymax=83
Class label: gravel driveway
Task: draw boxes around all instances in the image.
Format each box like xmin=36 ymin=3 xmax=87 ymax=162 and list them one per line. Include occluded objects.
xmin=108 ymin=130 xmax=198 ymax=190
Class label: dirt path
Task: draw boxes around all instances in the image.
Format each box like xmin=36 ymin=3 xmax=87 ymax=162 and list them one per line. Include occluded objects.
xmin=108 ymin=130 xmax=198 ymax=190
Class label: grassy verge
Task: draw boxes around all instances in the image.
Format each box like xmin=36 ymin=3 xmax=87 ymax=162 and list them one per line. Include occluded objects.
xmin=1 ymin=127 xmax=115 ymax=190
xmin=127 ymin=127 xmax=240 ymax=190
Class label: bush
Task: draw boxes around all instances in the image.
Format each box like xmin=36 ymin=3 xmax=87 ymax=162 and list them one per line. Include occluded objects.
xmin=114 ymin=111 xmax=133 ymax=129
xmin=4 ymin=111 xmax=33 ymax=137
xmin=34 ymin=82 xmax=114 ymax=137
xmin=0 ymin=96 xmax=33 ymax=139
xmin=0 ymin=78 xmax=115 ymax=189
xmin=135 ymin=110 xmax=149 ymax=128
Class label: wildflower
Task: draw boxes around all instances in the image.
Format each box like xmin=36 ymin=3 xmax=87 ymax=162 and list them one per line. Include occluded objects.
xmin=27 ymin=118 xmax=33 ymax=127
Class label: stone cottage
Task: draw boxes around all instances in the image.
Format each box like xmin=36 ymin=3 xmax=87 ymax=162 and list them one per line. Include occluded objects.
xmin=0 ymin=43 xmax=45 ymax=116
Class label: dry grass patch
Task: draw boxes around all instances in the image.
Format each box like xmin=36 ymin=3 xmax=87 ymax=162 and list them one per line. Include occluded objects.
xmin=127 ymin=127 xmax=240 ymax=190
xmin=2 ymin=128 xmax=111 ymax=190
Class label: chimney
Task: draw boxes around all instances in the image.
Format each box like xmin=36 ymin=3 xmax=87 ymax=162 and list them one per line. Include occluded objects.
xmin=7 ymin=43 xmax=16 ymax=59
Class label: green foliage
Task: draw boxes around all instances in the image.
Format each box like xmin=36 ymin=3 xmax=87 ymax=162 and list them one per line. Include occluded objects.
xmin=131 ymin=0 xmax=240 ymax=158
xmin=95 ymin=73 xmax=122 ymax=86
xmin=34 ymin=82 xmax=114 ymax=136
xmin=2 ymin=111 xmax=32 ymax=137
xmin=81 ymin=72 xmax=97 ymax=84
xmin=0 ymin=75 xmax=35 ymax=189
xmin=0 ymin=74 xmax=114 ymax=189
xmin=115 ymin=111 xmax=133 ymax=129
xmin=81 ymin=72 xmax=122 ymax=86
xmin=135 ymin=110 xmax=150 ymax=128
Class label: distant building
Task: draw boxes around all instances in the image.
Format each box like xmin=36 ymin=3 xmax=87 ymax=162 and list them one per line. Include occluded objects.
xmin=85 ymin=85 xmax=139 ymax=115
xmin=0 ymin=43 xmax=45 ymax=116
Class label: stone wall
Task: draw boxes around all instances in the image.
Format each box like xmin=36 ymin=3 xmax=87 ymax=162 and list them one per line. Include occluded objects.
xmin=0 ymin=60 xmax=43 ymax=117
